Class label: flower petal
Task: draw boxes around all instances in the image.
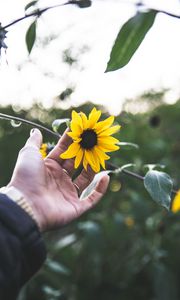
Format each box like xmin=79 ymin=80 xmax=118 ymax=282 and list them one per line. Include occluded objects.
xmin=94 ymin=116 xmax=115 ymax=134
xmin=172 ymin=190 xmax=180 ymax=213
xmin=91 ymin=149 xmax=101 ymax=172
xmin=88 ymin=107 xmax=101 ymax=128
xmin=85 ymin=149 xmax=100 ymax=173
xmin=98 ymin=144 xmax=120 ymax=152
xmin=40 ymin=144 xmax=48 ymax=158
xmin=80 ymin=112 xmax=88 ymax=129
xmin=74 ymin=148 xmax=84 ymax=169
xmin=73 ymin=138 xmax=82 ymax=143
xmin=72 ymin=110 xmax=83 ymax=128
xmin=98 ymin=136 xmax=119 ymax=145
xmin=67 ymin=131 xmax=80 ymax=140
xmin=70 ymin=120 xmax=83 ymax=135
xmin=82 ymin=155 xmax=88 ymax=171
xmin=93 ymin=146 xmax=110 ymax=169
xmin=70 ymin=110 xmax=83 ymax=134
xmin=60 ymin=142 xmax=80 ymax=159
xmin=98 ymin=125 xmax=121 ymax=137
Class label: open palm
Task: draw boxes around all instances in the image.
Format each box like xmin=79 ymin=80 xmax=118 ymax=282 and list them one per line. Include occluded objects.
xmin=9 ymin=129 xmax=109 ymax=231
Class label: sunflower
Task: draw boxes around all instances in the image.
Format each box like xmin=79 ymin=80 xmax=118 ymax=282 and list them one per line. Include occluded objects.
xmin=60 ymin=107 xmax=120 ymax=172
xmin=40 ymin=143 xmax=55 ymax=158
xmin=171 ymin=190 xmax=180 ymax=213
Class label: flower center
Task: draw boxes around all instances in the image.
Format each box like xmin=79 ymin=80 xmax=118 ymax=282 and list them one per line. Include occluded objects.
xmin=80 ymin=129 xmax=97 ymax=149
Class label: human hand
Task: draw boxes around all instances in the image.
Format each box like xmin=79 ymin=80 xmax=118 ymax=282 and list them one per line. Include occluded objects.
xmin=8 ymin=129 xmax=109 ymax=232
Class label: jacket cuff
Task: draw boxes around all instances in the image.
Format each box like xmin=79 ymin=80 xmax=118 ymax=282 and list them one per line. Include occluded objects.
xmin=0 ymin=193 xmax=47 ymax=280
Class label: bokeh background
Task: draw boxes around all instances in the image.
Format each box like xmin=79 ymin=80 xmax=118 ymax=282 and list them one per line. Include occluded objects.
xmin=0 ymin=0 xmax=180 ymax=299
xmin=1 ymin=97 xmax=180 ymax=300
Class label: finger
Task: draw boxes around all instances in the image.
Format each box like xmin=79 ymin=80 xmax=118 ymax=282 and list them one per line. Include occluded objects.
xmin=46 ymin=128 xmax=72 ymax=164
xmin=73 ymin=166 xmax=95 ymax=195
xmin=79 ymin=174 xmax=110 ymax=214
xmin=13 ymin=129 xmax=43 ymax=177
xmin=61 ymin=158 xmax=75 ymax=176
xmin=25 ymin=128 xmax=43 ymax=150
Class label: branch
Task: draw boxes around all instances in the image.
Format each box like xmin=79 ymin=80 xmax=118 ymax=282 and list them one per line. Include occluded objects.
xmin=136 ymin=1 xmax=180 ymax=19
xmin=121 ymin=168 xmax=144 ymax=181
xmin=106 ymin=162 xmax=178 ymax=195
xmin=2 ymin=9 xmax=46 ymax=31
xmin=1 ymin=0 xmax=92 ymax=31
xmin=156 ymin=9 xmax=180 ymax=19
xmin=134 ymin=1 xmax=180 ymax=19
xmin=0 ymin=112 xmax=60 ymax=138
xmin=0 ymin=0 xmax=180 ymax=31
xmin=1 ymin=4 xmax=65 ymax=31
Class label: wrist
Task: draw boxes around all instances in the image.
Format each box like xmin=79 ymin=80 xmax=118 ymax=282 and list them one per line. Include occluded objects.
xmin=0 ymin=185 xmax=41 ymax=231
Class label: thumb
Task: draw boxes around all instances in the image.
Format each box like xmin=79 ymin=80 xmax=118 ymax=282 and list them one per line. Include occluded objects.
xmin=79 ymin=174 xmax=110 ymax=215
xmin=25 ymin=128 xmax=43 ymax=149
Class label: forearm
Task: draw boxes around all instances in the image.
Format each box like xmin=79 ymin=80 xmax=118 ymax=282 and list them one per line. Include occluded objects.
xmin=0 ymin=193 xmax=46 ymax=300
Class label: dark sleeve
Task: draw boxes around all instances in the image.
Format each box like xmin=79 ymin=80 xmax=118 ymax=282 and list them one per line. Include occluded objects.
xmin=0 ymin=193 xmax=47 ymax=300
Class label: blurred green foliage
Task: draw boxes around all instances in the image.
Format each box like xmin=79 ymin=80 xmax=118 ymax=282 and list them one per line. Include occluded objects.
xmin=1 ymin=95 xmax=180 ymax=300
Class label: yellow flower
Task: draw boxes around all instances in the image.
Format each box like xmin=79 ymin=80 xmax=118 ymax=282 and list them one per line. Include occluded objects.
xmin=40 ymin=143 xmax=54 ymax=158
xmin=60 ymin=107 xmax=120 ymax=172
xmin=40 ymin=143 xmax=47 ymax=158
xmin=171 ymin=190 xmax=180 ymax=213
xmin=124 ymin=217 xmax=135 ymax=228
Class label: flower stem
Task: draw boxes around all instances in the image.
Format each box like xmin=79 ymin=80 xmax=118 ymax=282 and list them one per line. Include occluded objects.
xmin=0 ymin=112 xmax=60 ymax=139
xmin=121 ymin=168 xmax=144 ymax=181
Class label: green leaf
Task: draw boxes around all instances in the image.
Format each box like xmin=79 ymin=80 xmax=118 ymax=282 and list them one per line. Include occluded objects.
xmin=114 ymin=163 xmax=135 ymax=174
xmin=59 ymin=87 xmax=74 ymax=100
xmin=80 ymin=170 xmax=111 ymax=199
xmin=54 ymin=234 xmax=76 ymax=250
xmin=118 ymin=142 xmax=139 ymax=149
xmin=78 ymin=221 xmax=100 ymax=235
xmin=144 ymin=163 xmax=165 ymax=171
xmin=144 ymin=170 xmax=173 ymax=210
xmin=52 ymin=118 xmax=70 ymax=133
xmin=106 ymin=10 xmax=157 ymax=72
xmin=26 ymin=20 xmax=37 ymax=54
xmin=77 ymin=0 xmax=92 ymax=8
xmin=42 ymin=286 xmax=62 ymax=297
xmin=25 ymin=0 xmax=38 ymax=11
xmin=46 ymin=258 xmax=71 ymax=275
xmin=68 ymin=0 xmax=92 ymax=9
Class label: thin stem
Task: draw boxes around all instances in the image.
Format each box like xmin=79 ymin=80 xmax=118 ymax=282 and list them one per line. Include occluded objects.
xmin=0 ymin=113 xmax=60 ymax=139
xmin=156 ymin=9 xmax=180 ymax=19
xmin=107 ymin=162 xmax=177 ymax=195
xmin=2 ymin=8 xmax=48 ymax=30
xmin=0 ymin=0 xmax=180 ymax=31
xmin=121 ymin=168 xmax=144 ymax=181
xmin=121 ymin=167 xmax=177 ymax=195
xmin=1 ymin=2 xmax=71 ymax=30
xmin=136 ymin=1 xmax=180 ymax=19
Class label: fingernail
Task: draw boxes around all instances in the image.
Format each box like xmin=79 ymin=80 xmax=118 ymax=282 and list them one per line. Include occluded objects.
xmin=30 ymin=128 xmax=36 ymax=135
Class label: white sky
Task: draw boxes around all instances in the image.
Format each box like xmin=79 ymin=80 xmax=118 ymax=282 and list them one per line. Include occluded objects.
xmin=0 ymin=0 xmax=180 ymax=114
